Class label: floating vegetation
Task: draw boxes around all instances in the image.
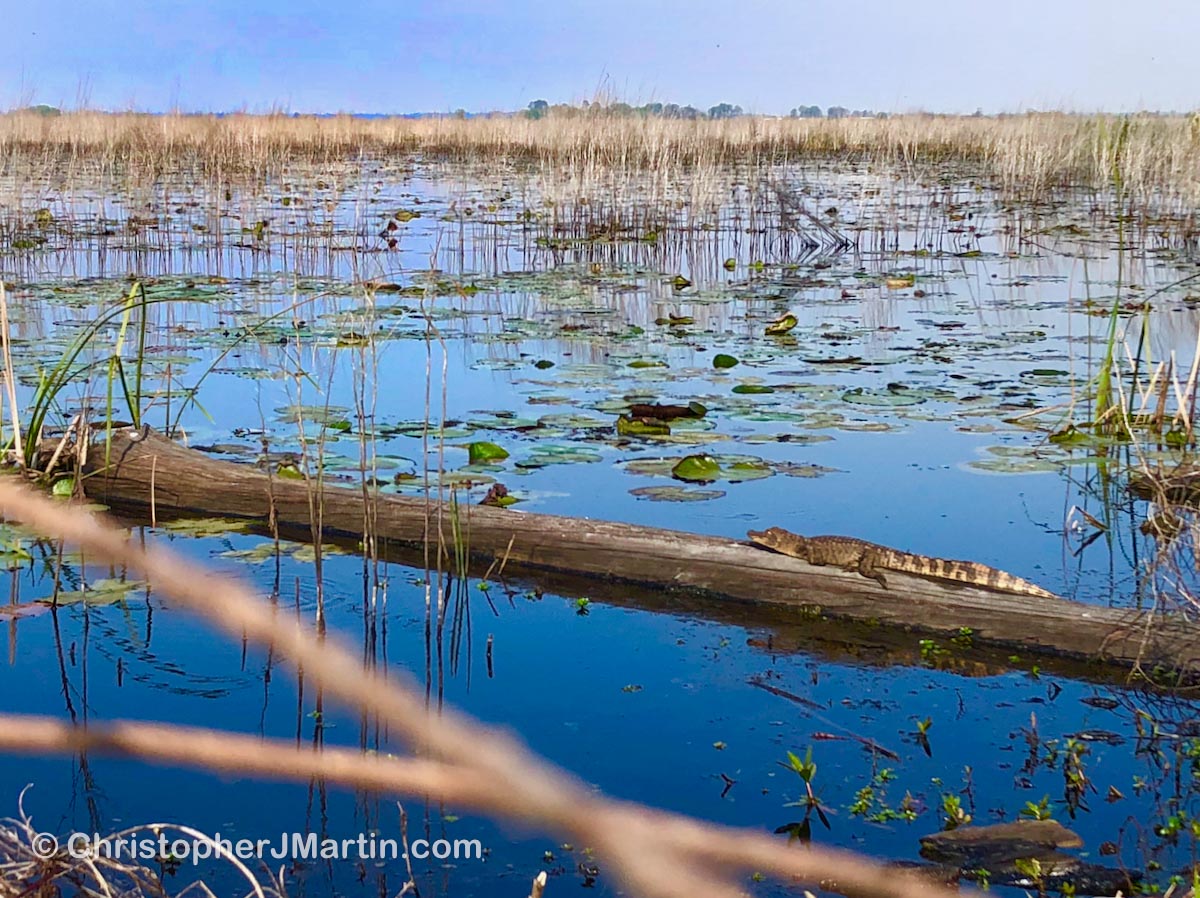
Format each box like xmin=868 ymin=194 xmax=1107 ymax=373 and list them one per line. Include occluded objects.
xmin=629 ymin=485 xmax=726 ymax=502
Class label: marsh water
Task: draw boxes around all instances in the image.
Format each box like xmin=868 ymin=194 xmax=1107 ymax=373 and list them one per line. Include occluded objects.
xmin=1 ymin=159 xmax=1199 ymax=895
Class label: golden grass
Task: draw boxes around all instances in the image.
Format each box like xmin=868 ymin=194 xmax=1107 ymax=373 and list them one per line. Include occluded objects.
xmin=2 ymin=109 xmax=1199 ymax=208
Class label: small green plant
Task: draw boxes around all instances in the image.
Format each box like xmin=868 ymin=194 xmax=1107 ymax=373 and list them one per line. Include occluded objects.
xmin=574 ymin=597 xmax=590 ymax=615
xmin=849 ymin=768 xmax=918 ymax=824
xmin=1061 ymin=738 xmax=1095 ymax=817
xmin=912 ymin=717 xmax=933 ymax=758
xmin=940 ymin=792 xmax=971 ymax=830
xmin=776 ymin=748 xmax=832 ymax=840
xmin=919 ymin=638 xmax=948 ymax=663
xmin=950 ymin=627 xmax=975 ymax=649
xmin=1013 ymin=857 xmax=1046 ymax=897
xmin=1020 ymin=795 xmax=1054 ymax=821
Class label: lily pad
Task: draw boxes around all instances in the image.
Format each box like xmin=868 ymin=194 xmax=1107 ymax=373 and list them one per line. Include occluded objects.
xmin=765 ymin=313 xmax=799 ymax=336
xmin=617 ymin=416 xmax=671 ymax=436
xmin=516 ymin=445 xmax=603 ymax=469
xmin=164 ymin=517 xmax=251 ymax=537
xmin=842 ymin=386 xmax=927 ymax=407
xmin=51 ymin=578 xmax=146 ymax=606
xmin=671 ymin=454 xmax=721 ymax=482
xmin=630 ymin=486 xmax=726 ymax=502
xmin=467 ymin=441 xmax=510 ymax=464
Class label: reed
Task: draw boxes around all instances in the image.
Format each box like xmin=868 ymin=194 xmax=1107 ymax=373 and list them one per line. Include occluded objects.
xmin=2 ymin=109 xmax=1199 ymax=209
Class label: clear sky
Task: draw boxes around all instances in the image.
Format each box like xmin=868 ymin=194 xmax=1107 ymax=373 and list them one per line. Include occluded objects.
xmin=6 ymin=0 xmax=1199 ymax=115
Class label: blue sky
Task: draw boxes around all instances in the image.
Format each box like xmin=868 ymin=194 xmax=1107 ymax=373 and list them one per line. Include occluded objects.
xmin=6 ymin=0 xmax=1199 ymax=114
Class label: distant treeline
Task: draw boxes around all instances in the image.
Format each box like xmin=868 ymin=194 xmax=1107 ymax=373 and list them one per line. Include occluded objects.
xmin=522 ymin=100 xmax=887 ymax=120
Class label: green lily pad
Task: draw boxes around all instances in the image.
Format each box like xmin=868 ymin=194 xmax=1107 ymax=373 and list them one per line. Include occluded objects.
xmin=617 ymin=416 xmax=671 ymax=436
xmin=1048 ymin=426 xmax=1092 ymax=446
xmin=164 ymin=517 xmax=251 ymax=537
xmin=765 ymin=313 xmax=798 ymax=336
xmin=221 ymin=543 xmax=286 ymax=564
xmin=732 ymin=384 xmax=775 ymax=395
xmin=672 ymin=454 xmax=721 ymax=482
xmin=536 ymin=413 xmax=611 ymax=430
xmin=51 ymin=578 xmax=145 ymax=606
xmin=966 ymin=457 xmax=1060 ymax=475
xmin=516 ymin=445 xmax=603 ymax=469
xmin=291 ymin=543 xmax=351 ymax=563
xmin=275 ymin=404 xmax=353 ymax=426
xmin=842 ymin=386 xmax=927 ymax=407
xmin=467 ymin=441 xmax=510 ymax=464
xmin=713 ymin=354 xmax=740 ymax=369
xmin=630 ymin=486 xmax=726 ymax=502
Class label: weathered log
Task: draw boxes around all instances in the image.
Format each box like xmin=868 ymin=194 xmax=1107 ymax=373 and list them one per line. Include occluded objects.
xmin=79 ymin=428 xmax=1200 ymax=676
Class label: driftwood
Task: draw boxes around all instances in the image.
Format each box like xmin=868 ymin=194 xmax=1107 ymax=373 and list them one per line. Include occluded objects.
xmin=76 ymin=428 xmax=1200 ymax=677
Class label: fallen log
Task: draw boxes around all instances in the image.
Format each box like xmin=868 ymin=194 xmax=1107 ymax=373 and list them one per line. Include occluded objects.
xmin=78 ymin=427 xmax=1200 ymax=677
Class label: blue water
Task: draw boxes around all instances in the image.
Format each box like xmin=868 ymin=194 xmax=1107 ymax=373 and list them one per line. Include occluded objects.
xmin=0 ymin=163 xmax=1198 ymax=895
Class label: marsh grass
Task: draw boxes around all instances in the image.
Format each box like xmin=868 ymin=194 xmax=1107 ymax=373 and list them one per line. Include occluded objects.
xmin=1 ymin=110 xmax=1198 ymax=259
xmin=1 ymin=110 xmax=1198 ymax=202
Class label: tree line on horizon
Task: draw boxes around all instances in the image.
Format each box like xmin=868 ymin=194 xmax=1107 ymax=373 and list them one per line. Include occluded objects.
xmin=523 ymin=99 xmax=888 ymax=120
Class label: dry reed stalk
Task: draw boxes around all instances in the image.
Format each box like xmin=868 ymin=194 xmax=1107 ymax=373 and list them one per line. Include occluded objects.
xmin=2 ymin=110 xmax=1199 ymax=207
xmin=0 ymin=714 xmax=494 ymax=807
xmin=0 ymin=480 xmax=967 ymax=898
xmin=0 ymin=284 xmax=23 ymax=465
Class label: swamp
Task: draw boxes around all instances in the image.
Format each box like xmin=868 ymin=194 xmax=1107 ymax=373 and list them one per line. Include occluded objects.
xmin=2 ymin=110 xmax=1200 ymax=896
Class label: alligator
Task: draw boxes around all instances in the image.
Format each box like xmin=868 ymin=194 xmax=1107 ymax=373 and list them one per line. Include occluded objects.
xmin=746 ymin=527 xmax=1059 ymax=599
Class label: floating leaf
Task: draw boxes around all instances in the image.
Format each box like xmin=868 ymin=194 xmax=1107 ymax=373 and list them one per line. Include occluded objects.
xmin=467 ymin=441 xmax=510 ymax=464
xmin=617 ymin=416 xmax=671 ymax=436
xmin=291 ymin=543 xmax=350 ymax=563
xmin=630 ymin=486 xmax=725 ymax=502
xmin=722 ymin=459 xmax=773 ymax=482
xmin=671 ymin=454 xmax=722 ymax=483
xmin=516 ymin=445 xmax=603 ymax=469
xmin=51 ymin=578 xmax=145 ymax=606
xmin=967 ymin=457 xmax=1060 ymax=475
xmin=765 ymin=314 xmax=798 ymax=336
xmin=51 ymin=477 xmax=75 ymax=498
xmin=164 ymin=517 xmax=250 ymax=537
xmin=671 ymin=275 xmax=691 ymax=289
xmin=885 ymin=274 xmax=916 ymax=289
xmin=733 ymin=384 xmax=775 ymax=395
xmin=713 ymin=354 xmax=740 ymax=369
xmin=221 ymin=543 xmax=286 ymax=564
xmin=842 ymin=386 xmax=926 ymax=407
xmin=1049 ymin=426 xmax=1092 ymax=446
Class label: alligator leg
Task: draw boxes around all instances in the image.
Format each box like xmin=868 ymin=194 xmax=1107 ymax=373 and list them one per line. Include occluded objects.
xmin=857 ymin=551 xmax=888 ymax=589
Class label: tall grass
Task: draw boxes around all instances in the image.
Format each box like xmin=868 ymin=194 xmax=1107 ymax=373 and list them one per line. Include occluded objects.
xmin=2 ymin=110 xmax=1199 ymax=210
